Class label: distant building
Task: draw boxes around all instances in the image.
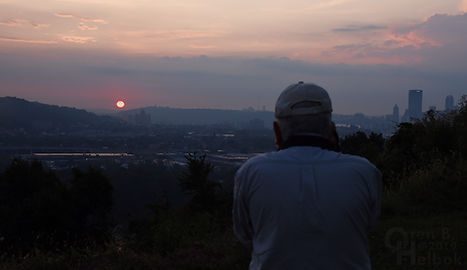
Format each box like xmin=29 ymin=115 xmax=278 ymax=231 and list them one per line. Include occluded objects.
xmin=392 ymin=104 xmax=399 ymax=123
xmin=129 ymin=109 xmax=151 ymax=126
xmin=445 ymin=95 xmax=456 ymax=111
xmin=428 ymin=105 xmax=437 ymax=111
xmin=401 ymin=109 xmax=410 ymax=123
xmin=408 ymin=90 xmax=423 ymax=120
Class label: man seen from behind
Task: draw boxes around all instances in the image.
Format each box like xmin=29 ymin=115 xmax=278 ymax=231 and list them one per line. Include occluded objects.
xmin=233 ymin=82 xmax=382 ymax=270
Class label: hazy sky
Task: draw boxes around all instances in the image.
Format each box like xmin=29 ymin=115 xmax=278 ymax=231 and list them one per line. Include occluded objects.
xmin=1 ymin=0 xmax=467 ymax=115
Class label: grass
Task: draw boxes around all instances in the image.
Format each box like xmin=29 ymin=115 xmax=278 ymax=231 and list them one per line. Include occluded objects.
xmin=3 ymin=209 xmax=465 ymax=270
xmin=370 ymin=211 xmax=467 ymax=270
xmin=2 ymin=176 xmax=467 ymax=270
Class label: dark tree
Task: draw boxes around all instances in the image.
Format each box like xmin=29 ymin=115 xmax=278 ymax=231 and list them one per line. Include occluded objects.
xmin=68 ymin=167 xmax=114 ymax=245
xmin=340 ymin=131 xmax=385 ymax=165
xmin=0 ymin=159 xmax=68 ymax=254
xmin=0 ymin=159 xmax=114 ymax=255
xmin=178 ymin=153 xmax=221 ymax=210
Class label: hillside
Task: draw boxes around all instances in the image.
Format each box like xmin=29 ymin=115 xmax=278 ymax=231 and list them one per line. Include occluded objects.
xmin=0 ymin=97 xmax=397 ymax=135
xmin=0 ymin=97 xmax=122 ymax=131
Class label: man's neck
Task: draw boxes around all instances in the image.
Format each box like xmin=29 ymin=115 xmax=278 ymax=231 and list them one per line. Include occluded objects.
xmin=281 ymin=135 xmax=341 ymax=152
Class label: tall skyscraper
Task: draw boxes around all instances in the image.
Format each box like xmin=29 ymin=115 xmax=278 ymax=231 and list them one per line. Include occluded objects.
xmin=408 ymin=90 xmax=423 ymax=120
xmin=392 ymin=104 xmax=399 ymax=123
xmin=445 ymin=95 xmax=455 ymax=111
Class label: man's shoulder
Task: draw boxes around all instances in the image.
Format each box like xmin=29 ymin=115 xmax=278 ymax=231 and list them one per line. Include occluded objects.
xmin=237 ymin=149 xmax=380 ymax=177
xmin=235 ymin=151 xmax=288 ymax=179
xmin=238 ymin=150 xmax=294 ymax=167
xmin=241 ymin=149 xmax=375 ymax=166
xmin=236 ymin=153 xmax=272 ymax=174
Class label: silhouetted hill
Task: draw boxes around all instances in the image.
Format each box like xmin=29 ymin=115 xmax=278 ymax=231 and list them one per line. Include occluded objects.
xmin=0 ymin=97 xmax=122 ymax=131
xmin=0 ymin=97 xmax=397 ymax=135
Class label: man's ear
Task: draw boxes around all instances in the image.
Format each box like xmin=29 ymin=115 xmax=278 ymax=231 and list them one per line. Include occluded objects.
xmin=273 ymin=121 xmax=284 ymax=150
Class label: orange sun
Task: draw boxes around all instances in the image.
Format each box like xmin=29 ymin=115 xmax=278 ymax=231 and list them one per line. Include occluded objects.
xmin=116 ymin=100 xmax=126 ymax=109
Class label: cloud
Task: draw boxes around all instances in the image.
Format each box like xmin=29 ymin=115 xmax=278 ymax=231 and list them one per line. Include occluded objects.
xmin=402 ymin=13 xmax=467 ymax=45
xmin=332 ymin=43 xmax=377 ymax=52
xmin=61 ymin=35 xmax=96 ymax=44
xmin=332 ymin=25 xmax=387 ymax=32
xmin=54 ymin=13 xmax=75 ymax=19
xmin=324 ymin=13 xmax=467 ymax=66
xmin=0 ymin=37 xmax=57 ymax=44
xmin=325 ymin=43 xmax=415 ymax=65
xmin=80 ymin=17 xmax=107 ymax=24
xmin=382 ymin=29 xmax=441 ymax=51
xmin=189 ymin=44 xmax=215 ymax=49
xmin=31 ymin=23 xmax=50 ymax=29
xmin=54 ymin=13 xmax=107 ymax=24
xmin=460 ymin=0 xmax=467 ymax=12
xmin=78 ymin=22 xmax=98 ymax=31
xmin=313 ymin=0 xmax=354 ymax=9
xmin=0 ymin=18 xmax=27 ymax=26
xmin=0 ymin=18 xmax=49 ymax=29
xmin=141 ymin=29 xmax=228 ymax=40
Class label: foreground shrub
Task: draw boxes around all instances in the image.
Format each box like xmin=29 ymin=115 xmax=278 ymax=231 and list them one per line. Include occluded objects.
xmin=0 ymin=159 xmax=114 ymax=256
xmin=383 ymin=157 xmax=467 ymax=216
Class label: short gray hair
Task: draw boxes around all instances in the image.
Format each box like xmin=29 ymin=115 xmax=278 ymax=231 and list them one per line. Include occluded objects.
xmin=276 ymin=112 xmax=332 ymax=141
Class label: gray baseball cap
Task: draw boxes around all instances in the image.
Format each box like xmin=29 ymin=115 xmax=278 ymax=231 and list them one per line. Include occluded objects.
xmin=275 ymin=82 xmax=332 ymax=118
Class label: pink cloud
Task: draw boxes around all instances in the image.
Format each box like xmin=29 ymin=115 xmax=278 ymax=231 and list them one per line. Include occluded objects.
xmin=61 ymin=35 xmax=96 ymax=44
xmin=54 ymin=13 xmax=107 ymax=24
xmin=80 ymin=17 xmax=107 ymax=24
xmin=189 ymin=44 xmax=215 ymax=49
xmin=121 ymin=29 xmax=228 ymax=42
xmin=384 ymin=31 xmax=441 ymax=49
xmin=322 ymin=13 xmax=466 ymax=66
xmin=323 ymin=43 xmax=419 ymax=65
xmin=31 ymin=22 xmax=50 ymax=29
xmin=0 ymin=18 xmax=49 ymax=29
xmin=0 ymin=37 xmax=57 ymax=44
xmin=54 ymin=13 xmax=75 ymax=19
xmin=407 ymin=13 xmax=467 ymax=45
xmin=78 ymin=22 xmax=98 ymax=31
xmin=0 ymin=18 xmax=27 ymax=26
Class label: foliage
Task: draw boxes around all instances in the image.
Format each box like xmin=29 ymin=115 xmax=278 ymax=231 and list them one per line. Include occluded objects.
xmin=340 ymin=96 xmax=467 ymax=194
xmin=125 ymin=152 xmax=240 ymax=266
xmin=383 ymin=157 xmax=467 ymax=216
xmin=340 ymin=131 xmax=385 ymax=165
xmin=381 ymin=100 xmax=466 ymax=190
xmin=0 ymin=159 xmax=68 ymax=254
xmin=68 ymin=167 xmax=114 ymax=245
xmin=0 ymin=159 xmax=114 ymax=255
xmin=178 ymin=153 xmax=222 ymax=211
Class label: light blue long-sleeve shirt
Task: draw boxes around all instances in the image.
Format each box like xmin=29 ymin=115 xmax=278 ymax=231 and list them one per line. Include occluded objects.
xmin=233 ymin=146 xmax=382 ymax=270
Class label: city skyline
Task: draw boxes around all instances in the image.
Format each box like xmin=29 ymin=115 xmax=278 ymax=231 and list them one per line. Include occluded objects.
xmin=1 ymin=0 xmax=467 ymax=114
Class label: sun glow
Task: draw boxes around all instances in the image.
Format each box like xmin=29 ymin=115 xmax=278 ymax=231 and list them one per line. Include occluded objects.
xmin=116 ymin=100 xmax=125 ymax=109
